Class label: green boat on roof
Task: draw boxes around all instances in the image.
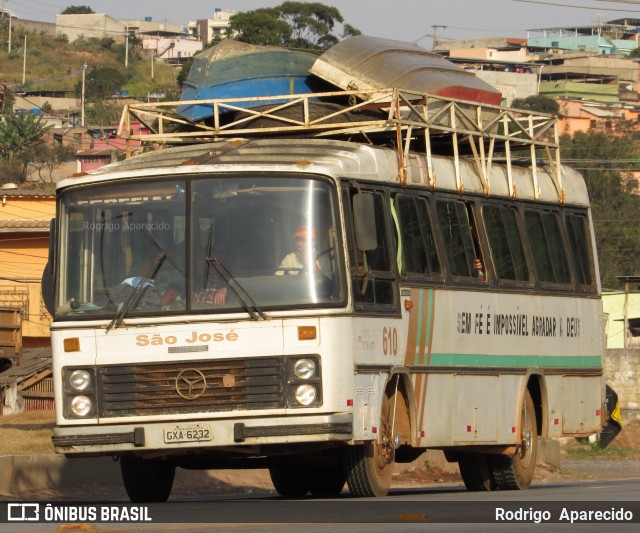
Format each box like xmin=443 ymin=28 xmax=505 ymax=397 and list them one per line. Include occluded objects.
xmin=177 ymin=40 xmax=324 ymax=122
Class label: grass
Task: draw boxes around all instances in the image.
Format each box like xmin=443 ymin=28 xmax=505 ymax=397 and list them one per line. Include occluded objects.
xmin=0 ymin=27 xmax=178 ymax=96
xmin=0 ymin=410 xmax=55 ymax=455
xmin=566 ymin=441 xmax=640 ymax=460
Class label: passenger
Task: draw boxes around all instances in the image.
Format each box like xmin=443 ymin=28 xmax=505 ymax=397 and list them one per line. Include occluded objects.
xmin=474 ymin=258 xmax=486 ymax=281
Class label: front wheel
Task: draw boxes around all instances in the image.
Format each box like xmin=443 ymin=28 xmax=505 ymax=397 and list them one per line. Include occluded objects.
xmin=269 ymin=466 xmax=309 ymax=497
xmin=345 ymin=387 xmax=396 ymax=497
xmin=491 ymin=390 xmax=538 ymax=490
xmin=308 ymin=462 xmax=347 ymax=498
xmin=120 ymin=456 xmax=175 ymax=503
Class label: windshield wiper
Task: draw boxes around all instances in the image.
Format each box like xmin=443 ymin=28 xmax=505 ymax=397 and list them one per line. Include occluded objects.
xmin=106 ymin=251 xmax=166 ymax=332
xmin=204 ymin=256 xmax=268 ymax=321
xmin=142 ymin=228 xmax=184 ymax=275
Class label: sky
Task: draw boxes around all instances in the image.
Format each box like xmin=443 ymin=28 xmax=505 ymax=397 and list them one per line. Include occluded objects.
xmin=6 ymin=0 xmax=640 ymax=44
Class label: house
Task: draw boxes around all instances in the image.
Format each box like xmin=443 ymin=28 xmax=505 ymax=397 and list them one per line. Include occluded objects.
xmin=55 ymin=13 xmax=182 ymax=43
xmin=142 ymin=35 xmax=203 ymax=64
xmin=556 ymin=98 xmax=640 ymax=135
xmin=0 ymin=347 xmax=53 ymax=414
xmin=187 ymin=9 xmax=236 ymax=44
xmin=0 ymin=185 xmax=55 ymax=348
xmin=602 ymin=278 xmax=640 ymax=417
xmin=75 ymin=121 xmax=149 ymax=173
xmin=527 ymin=20 xmax=640 ymax=57
xmin=537 ymin=55 xmax=640 ymax=103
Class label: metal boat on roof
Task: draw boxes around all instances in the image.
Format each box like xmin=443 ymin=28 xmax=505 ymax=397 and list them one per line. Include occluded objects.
xmin=310 ymin=35 xmax=502 ymax=106
xmin=177 ymin=40 xmax=323 ymax=122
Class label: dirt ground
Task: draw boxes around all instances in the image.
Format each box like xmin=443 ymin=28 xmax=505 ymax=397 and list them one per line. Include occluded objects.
xmin=12 ymin=418 xmax=640 ymax=501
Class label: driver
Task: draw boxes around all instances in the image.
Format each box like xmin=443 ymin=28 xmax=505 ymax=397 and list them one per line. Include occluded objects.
xmin=276 ymin=226 xmax=330 ymax=276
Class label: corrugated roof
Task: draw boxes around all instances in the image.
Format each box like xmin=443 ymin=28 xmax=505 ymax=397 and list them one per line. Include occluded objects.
xmin=581 ymin=106 xmax=619 ymax=118
xmin=0 ymin=347 xmax=51 ymax=386
xmin=76 ymin=148 xmax=124 ymax=156
xmin=0 ymin=219 xmax=51 ymax=230
xmin=0 ymin=188 xmax=55 ymax=198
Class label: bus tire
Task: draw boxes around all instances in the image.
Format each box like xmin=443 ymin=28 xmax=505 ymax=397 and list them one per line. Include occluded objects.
xmin=269 ymin=466 xmax=309 ymax=497
xmin=458 ymin=453 xmax=497 ymax=491
xmin=307 ymin=463 xmax=347 ymax=498
xmin=120 ymin=456 xmax=175 ymax=503
xmin=345 ymin=389 xmax=395 ymax=497
xmin=491 ymin=390 xmax=538 ymax=490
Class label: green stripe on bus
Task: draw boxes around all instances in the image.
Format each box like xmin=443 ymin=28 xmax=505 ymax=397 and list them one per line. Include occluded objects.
xmin=423 ymin=289 xmax=433 ymax=365
xmin=414 ymin=289 xmax=424 ymax=365
xmin=427 ymin=353 xmax=602 ymax=368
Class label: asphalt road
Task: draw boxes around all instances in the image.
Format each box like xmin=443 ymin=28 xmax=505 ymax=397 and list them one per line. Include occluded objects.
xmin=2 ymin=477 xmax=639 ymax=533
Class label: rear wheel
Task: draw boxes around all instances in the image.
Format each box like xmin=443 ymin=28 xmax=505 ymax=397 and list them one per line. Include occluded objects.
xmin=345 ymin=386 xmax=396 ymax=497
xmin=120 ymin=456 xmax=175 ymax=503
xmin=491 ymin=390 xmax=538 ymax=490
xmin=269 ymin=466 xmax=309 ymax=497
xmin=458 ymin=453 xmax=496 ymax=491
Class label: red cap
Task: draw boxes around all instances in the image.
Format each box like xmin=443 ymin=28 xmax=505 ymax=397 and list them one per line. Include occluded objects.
xmin=294 ymin=226 xmax=315 ymax=239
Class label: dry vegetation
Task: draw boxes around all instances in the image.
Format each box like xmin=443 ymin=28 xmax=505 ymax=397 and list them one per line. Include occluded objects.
xmin=0 ymin=410 xmax=55 ymax=455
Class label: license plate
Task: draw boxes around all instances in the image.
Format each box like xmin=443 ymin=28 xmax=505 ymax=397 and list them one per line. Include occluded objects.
xmin=163 ymin=423 xmax=212 ymax=443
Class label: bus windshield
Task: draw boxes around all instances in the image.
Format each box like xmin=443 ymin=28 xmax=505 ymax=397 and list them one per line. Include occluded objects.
xmin=56 ymin=174 xmax=345 ymax=320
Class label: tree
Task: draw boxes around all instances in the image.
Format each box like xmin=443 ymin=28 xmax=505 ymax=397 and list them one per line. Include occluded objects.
xmin=29 ymin=143 xmax=75 ymax=184
xmin=512 ymin=95 xmax=559 ymax=115
xmin=560 ymin=128 xmax=640 ymax=288
xmin=0 ymin=110 xmax=52 ymax=182
xmin=228 ymin=9 xmax=291 ymax=47
xmin=86 ymin=100 xmax=122 ymax=127
xmin=228 ymin=2 xmax=359 ymax=50
xmin=276 ymin=1 xmax=343 ymax=49
xmin=78 ymin=67 xmax=127 ymax=101
xmin=341 ymin=24 xmax=362 ymax=39
xmin=177 ymin=58 xmax=194 ymax=88
xmin=61 ymin=5 xmax=95 ymax=14
xmin=0 ymin=110 xmax=52 ymax=162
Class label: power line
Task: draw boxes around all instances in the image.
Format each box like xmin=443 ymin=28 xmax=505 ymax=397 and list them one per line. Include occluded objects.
xmin=514 ymin=0 xmax=640 ymax=12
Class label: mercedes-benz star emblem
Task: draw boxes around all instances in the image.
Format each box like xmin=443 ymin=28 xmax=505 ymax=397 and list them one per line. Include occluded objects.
xmin=175 ymin=369 xmax=207 ymax=400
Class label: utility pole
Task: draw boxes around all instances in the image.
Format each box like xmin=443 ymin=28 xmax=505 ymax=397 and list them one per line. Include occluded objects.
xmin=81 ymin=62 xmax=87 ymax=127
xmin=21 ymin=34 xmax=25 ymax=84
xmin=7 ymin=3 xmax=11 ymax=53
xmin=431 ymin=25 xmax=447 ymax=50
xmin=125 ymin=31 xmax=129 ymax=68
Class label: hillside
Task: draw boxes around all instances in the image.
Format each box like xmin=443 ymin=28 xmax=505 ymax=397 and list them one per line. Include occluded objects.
xmin=0 ymin=25 xmax=178 ymax=97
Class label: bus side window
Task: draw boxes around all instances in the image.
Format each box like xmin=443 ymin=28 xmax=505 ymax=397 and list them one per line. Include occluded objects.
xmin=348 ymin=189 xmax=395 ymax=307
xmin=524 ymin=210 xmax=571 ymax=285
xmin=564 ymin=212 xmax=594 ymax=288
xmin=436 ymin=198 xmax=484 ymax=280
xmin=396 ymin=195 xmax=441 ymax=276
xmin=483 ymin=204 xmax=529 ymax=282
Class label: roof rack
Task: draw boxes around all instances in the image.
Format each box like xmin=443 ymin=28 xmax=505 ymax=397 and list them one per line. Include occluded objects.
xmin=118 ymin=88 xmax=563 ymax=201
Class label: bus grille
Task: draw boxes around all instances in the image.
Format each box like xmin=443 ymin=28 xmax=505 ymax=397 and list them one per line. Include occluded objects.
xmin=96 ymin=357 xmax=284 ymax=417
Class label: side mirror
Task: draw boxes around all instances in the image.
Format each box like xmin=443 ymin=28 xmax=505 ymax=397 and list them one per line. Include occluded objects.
xmin=41 ymin=218 xmax=56 ymax=316
xmin=352 ymin=193 xmax=377 ymax=251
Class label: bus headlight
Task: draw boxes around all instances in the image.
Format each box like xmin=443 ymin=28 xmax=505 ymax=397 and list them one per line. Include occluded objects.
xmin=69 ymin=369 xmax=91 ymax=391
xmin=70 ymin=395 xmax=93 ymax=416
xmin=285 ymin=355 xmax=322 ymax=407
xmin=63 ymin=367 xmax=97 ymax=419
xmin=294 ymin=384 xmax=317 ymax=406
xmin=293 ymin=358 xmax=316 ymax=379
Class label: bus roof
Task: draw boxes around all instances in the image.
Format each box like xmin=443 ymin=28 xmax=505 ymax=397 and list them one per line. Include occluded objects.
xmin=61 ymin=138 xmax=589 ymax=207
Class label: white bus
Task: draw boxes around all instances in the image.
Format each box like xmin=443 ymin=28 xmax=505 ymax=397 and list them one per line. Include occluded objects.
xmin=46 ymin=90 xmax=605 ymax=501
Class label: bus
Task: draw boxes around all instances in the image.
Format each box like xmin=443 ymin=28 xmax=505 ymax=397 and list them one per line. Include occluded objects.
xmin=45 ymin=89 xmax=605 ymax=501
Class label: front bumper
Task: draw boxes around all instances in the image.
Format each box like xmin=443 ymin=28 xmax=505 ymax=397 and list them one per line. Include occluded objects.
xmin=53 ymin=413 xmax=353 ymax=455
